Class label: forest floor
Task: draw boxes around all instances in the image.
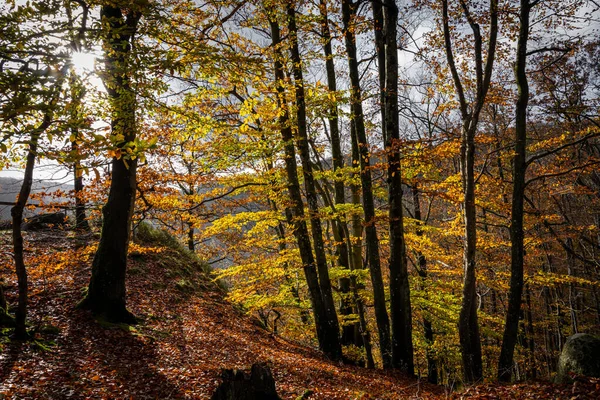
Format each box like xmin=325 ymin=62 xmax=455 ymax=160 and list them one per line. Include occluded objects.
xmin=0 ymin=229 xmax=598 ymax=399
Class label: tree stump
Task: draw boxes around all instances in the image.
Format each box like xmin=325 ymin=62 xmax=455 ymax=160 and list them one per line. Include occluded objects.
xmin=211 ymin=363 xmax=281 ymax=400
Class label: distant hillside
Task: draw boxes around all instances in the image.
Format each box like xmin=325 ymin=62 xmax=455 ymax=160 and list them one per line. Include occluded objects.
xmin=0 ymin=177 xmax=72 ymax=220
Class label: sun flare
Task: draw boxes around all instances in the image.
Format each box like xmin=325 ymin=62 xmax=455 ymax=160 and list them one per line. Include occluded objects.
xmin=71 ymin=51 xmax=96 ymax=73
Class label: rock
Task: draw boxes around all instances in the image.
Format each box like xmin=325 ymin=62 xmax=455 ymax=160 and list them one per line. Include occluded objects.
xmin=21 ymin=212 xmax=67 ymax=231
xmin=211 ymin=363 xmax=280 ymax=400
xmin=556 ymin=333 xmax=600 ymax=383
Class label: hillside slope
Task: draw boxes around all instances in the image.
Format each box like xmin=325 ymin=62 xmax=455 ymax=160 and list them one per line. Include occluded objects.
xmin=0 ymin=229 xmax=598 ymax=399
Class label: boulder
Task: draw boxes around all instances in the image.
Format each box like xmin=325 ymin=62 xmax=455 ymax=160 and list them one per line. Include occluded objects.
xmin=211 ymin=363 xmax=280 ymax=400
xmin=556 ymin=333 xmax=600 ymax=383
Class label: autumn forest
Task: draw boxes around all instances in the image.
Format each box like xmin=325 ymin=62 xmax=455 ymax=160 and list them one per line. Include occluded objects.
xmin=1 ymin=0 xmax=600 ymax=398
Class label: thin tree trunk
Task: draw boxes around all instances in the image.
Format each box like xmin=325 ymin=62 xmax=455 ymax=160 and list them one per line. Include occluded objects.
xmin=79 ymin=6 xmax=141 ymax=323
xmin=11 ymin=130 xmax=42 ymax=338
xmin=412 ymin=185 xmax=437 ymax=383
xmin=286 ymin=3 xmax=342 ymax=361
xmin=350 ymin=120 xmax=372 ymax=357
xmin=312 ymin=162 xmax=375 ymax=367
xmin=383 ymin=0 xmax=414 ymax=373
xmin=318 ymin=0 xmax=357 ymax=347
xmin=498 ymin=0 xmax=530 ymax=382
xmin=0 ymin=283 xmax=12 ymax=327
xmin=73 ymin=157 xmax=89 ymax=231
xmin=525 ymin=284 xmax=536 ymax=379
xmin=69 ymin=72 xmax=90 ymax=232
xmin=268 ymin=14 xmax=340 ymax=360
xmin=342 ymin=0 xmax=391 ymax=368
xmin=270 ymin=199 xmax=310 ymax=325
xmin=187 ymin=223 xmax=194 ymax=252
xmin=371 ymin=0 xmax=386 ymax=143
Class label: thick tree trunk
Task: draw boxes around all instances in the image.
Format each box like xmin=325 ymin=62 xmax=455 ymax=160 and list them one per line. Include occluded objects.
xmin=268 ymin=16 xmax=340 ymax=360
xmin=342 ymin=0 xmax=391 ymax=368
xmin=286 ymin=4 xmax=342 ymax=361
xmin=441 ymin=0 xmax=497 ymax=383
xmin=383 ymin=0 xmax=414 ymax=374
xmin=79 ymin=6 xmax=140 ymax=323
xmin=458 ymin=120 xmax=483 ymax=383
xmin=498 ymin=0 xmax=530 ymax=382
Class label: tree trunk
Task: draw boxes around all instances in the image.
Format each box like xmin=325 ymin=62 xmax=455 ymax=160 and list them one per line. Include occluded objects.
xmin=268 ymin=15 xmax=340 ymax=360
xmin=73 ymin=156 xmax=89 ymax=231
xmin=79 ymin=6 xmax=141 ymax=323
xmin=0 ymin=283 xmax=13 ymax=327
xmin=441 ymin=0 xmax=497 ymax=383
xmin=371 ymin=0 xmax=386 ymax=143
xmin=187 ymin=223 xmax=195 ymax=252
xmin=318 ymin=0 xmax=357 ymax=347
xmin=383 ymin=0 xmax=414 ymax=374
xmin=11 ymin=129 xmax=42 ymax=338
xmin=412 ymin=185 xmax=437 ymax=383
xmin=458 ymin=119 xmax=483 ymax=384
xmin=286 ymin=3 xmax=342 ymax=361
xmin=498 ymin=0 xmax=530 ymax=382
xmin=342 ymin=0 xmax=391 ymax=368
xmin=69 ymin=72 xmax=90 ymax=232
xmin=525 ymin=284 xmax=536 ymax=379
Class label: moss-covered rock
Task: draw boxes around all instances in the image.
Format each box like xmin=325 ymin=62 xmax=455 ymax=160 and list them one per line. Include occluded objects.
xmin=556 ymin=333 xmax=600 ymax=383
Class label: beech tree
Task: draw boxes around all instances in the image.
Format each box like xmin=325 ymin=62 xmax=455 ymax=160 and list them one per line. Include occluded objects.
xmin=439 ymin=0 xmax=498 ymax=383
xmin=79 ymin=4 xmax=143 ymax=322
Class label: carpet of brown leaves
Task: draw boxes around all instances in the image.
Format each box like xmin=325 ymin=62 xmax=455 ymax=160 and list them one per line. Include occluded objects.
xmin=0 ymin=230 xmax=597 ymax=399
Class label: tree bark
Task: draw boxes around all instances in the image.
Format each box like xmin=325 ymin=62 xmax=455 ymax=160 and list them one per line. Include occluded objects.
xmin=412 ymin=185 xmax=437 ymax=383
xmin=188 ymin=223 xmax=195 ymax=252
xmin=441 ymin=0 xmax=498 ymax=383
xmin=383 ymin=0 xmax=414 ymax=374
xmin=342 ymin=0 xmax=391 ymax=368
xmin=318 ymin=0 xmax=358 ymax=347
xmin=79 ymin=6 xmax=141 ymax=323
xmin=371 ymin=0 xmax=386 ymax=143
xmin=286 ymin=3 xmax=342 ymax=361
xmin=498 ymin=0 xmax=530 ymax=382
xmin=69 ymin=72 xmax=90 ymax=232
xmin=11 ymin=129 xmax=42 ymax=338
xmin=268 ymin=14 xmax=341 ymax=360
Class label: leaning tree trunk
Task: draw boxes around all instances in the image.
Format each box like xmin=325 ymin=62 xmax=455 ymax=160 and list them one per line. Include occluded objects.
xmin=79 ymin=6 xmax=141 ymax=323
xmin=383 ymin=0 xmax=414 ymax=374
xmin=498 ymin=0 xmax=530 ymax=382
xmin=318 ymin=0 xmax=359 ymax=347
xmin=268 ymin=14 xmax=340 ymax=360
xmin=342 ymin=0 xmax=392 ymax=368
xmin=11 ymin=128 xmax=43 ymax=338
xmin=286 ymin=3 xmax=342 ymax=361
